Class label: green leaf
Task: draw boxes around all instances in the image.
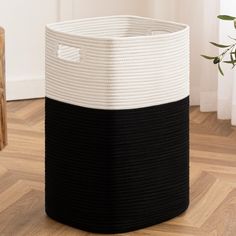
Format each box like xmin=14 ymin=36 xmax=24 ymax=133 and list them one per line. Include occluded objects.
xmin=224 ymin=58 xmax=236 ymax=69
xmin=218 ymin=63 xmax=224 ymax=76
xmin=231 ymin=53 xmax=235 ymax=66
xmin=223 ymin=60 xmax=236 ymax=64
xmin=201 ymin=55 xmax=216 ymax=60
xmin=210 ymin=42 xmax=231 ymax=48
xmin=234 ymin=19 xmax=236 ymax=29
xmin=230 ymin=49 xmax=236 ymax=57
xmin=217 ymin=15 xmax=236 ymax=21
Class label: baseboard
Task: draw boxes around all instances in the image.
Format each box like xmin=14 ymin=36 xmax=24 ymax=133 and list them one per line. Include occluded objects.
xmin=190 ymin=87 xmax=200 ymax=106
xmin=200 ymin=91 xmax=217 ymax=112
xmin=6 ymin=77 xmax=45 ymax=101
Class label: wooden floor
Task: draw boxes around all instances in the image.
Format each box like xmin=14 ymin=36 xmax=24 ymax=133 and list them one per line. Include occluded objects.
xmin=0 ymin=99 xmax=236 ymax=236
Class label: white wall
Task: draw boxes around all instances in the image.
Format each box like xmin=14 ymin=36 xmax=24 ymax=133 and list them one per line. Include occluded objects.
xmin=71 ymin=0 xmax=150 ymax=19
xmin=148 ymin=0 xmax=177 ymax=21
xmin=0 ymin=0 xmax=60 ymax=100
xmin=68 ymin=0 xmax=176 ymax=20
xmin=0 ymin=0 xmax=59 ymax=100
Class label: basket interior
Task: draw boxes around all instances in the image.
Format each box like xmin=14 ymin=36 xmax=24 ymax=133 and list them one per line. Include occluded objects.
xmin=49 ymin=16 xmax=187 ymax=38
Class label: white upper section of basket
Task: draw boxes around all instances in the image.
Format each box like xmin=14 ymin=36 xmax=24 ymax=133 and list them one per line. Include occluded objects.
xmin=46 ymin=15 xmax=189 ymax=110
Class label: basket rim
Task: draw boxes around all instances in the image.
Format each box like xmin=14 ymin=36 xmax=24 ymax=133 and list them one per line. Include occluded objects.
xmin=46 ymin=15 xmax=189 ymax=41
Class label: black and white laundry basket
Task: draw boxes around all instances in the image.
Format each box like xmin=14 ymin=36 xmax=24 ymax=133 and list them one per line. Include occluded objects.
xmin=45 ymin=15 xmax=190 ymax=234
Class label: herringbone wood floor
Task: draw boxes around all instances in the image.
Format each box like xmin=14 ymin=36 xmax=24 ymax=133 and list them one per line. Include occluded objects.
xmin=0 ymin=99 xmax=236 ymax=236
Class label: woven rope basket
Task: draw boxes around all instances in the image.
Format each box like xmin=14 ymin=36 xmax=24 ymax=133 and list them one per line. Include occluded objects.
xmin=45 ymin=15 xmax=190 ymax=233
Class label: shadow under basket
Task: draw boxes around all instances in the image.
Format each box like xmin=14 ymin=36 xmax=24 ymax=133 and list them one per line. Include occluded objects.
xmin=45 ymin=15 xmax=190 ymax=234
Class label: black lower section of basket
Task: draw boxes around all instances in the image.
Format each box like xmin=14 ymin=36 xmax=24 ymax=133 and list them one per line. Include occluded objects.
xmin=45 ymin=97 xmax=189 ymax=233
